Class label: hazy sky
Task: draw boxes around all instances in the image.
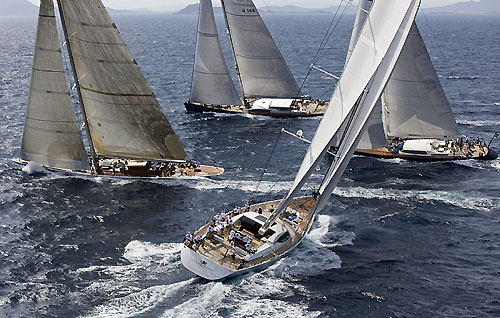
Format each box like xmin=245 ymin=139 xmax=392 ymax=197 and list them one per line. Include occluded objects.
xmin=27 ymin=0 xmax=472 ymax=12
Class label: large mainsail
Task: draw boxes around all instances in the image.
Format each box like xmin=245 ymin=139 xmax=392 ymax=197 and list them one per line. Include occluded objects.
xmin=382 ymin=22 xmax=461 ymax=139
xmin=221 ymin=0 xmax=300 ymax=99
xmin=260 ymin=0 xmax=421 ymax=231
xmin=21 ymin=0 xmax=88 ymax=170
xmin=190 ymin=0 xmax=241 ymax=106
xmin=58 ymin=0 xmax=186 ymax=161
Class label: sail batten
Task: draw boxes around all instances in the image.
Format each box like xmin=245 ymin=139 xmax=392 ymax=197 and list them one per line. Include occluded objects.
xmin=21 ymin=0 xmax=89 ymax=171
xmin=382 ymin=22 xmax=461 ymax=139
xmin=222 ymin=0 xmax=300 ymax=98
xmin=190 ymin=0 xmax=241 ymax=106
xmin=59 ymin=0 xmax=186 ymax=161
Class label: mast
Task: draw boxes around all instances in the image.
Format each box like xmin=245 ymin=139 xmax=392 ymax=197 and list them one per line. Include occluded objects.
xmin=190 ymin=0 xmax=241 ymax=106
xmin=21 ymin=0 xmax=88 ymax=171
xmin=55 ymin=0 xmax=98 ymax=172
xmin=220 ymin=0 xmax=246 ymax=105
xmin=259 ymin=0 xmax=421 ymax=234
xmin=221 ymin=0 xmax=299 ymax=99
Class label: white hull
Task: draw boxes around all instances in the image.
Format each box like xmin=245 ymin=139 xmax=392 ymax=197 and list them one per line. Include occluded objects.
xmin=181 ymin=196 xmax=317 ymax=280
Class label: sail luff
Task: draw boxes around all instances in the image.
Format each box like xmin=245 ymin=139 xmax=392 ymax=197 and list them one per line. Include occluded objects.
xmin=58 ymin=0 xmax=187 ymax=161
xmin=221 ymin=0 xmax=246 ymax=103
xmin=348 ymin=0 xmax=388 ymax=150
xmin=382 ymin=22 xmax=462 ymax=139
xmin=221 ymin=0 xmax=300 ymax=98
xmin=190 ymin=0 xmax=241 ymax=106
xmin=313 ymin=0 xmax=421 ymax=214
xmin=345 ymin=0 xmax=372 ymax=65
xmin=55 ymin=0 xmax=98 ymax=170
xmin=259 ymin=0 xmax=421 ymax=233
xmin=21 ymin=0 xmax=89 ymax=171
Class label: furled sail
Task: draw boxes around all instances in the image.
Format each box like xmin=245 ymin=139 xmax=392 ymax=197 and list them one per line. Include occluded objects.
xmin=221 ymin=0 xmax=300 ymax=99
xmin=382 ymin=22 xmax=462 ymax=139
xmin=58 ymin=0 xmax=186 ymax=161
xmin=190 ymin=0 xmax=241 ymax=106
xmin=260 ymin=0 xmax=421 ymax=231
xmin=21 ymin=0 xmax=88 ymax=170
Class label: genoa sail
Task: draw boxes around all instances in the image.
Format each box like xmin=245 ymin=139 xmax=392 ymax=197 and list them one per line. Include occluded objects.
xmin=313 ymin=1 xmax=421 ymax=213
xmin=190 ymin=0 xmax=241 ymax=106
xmin=357 ymin=104 xmax=387 ymax=149
xmin=382 ymin=22 xmax=462 ymax=139
xmin=260 ymin=0 xmax=421 ymax=230
xmin=21 ymin=0 xmax=88 ymax=170
xmin=58 ymin=0 xmax=187 ymax=161
xmin=221 ymin=0 xmax=300 ymax=99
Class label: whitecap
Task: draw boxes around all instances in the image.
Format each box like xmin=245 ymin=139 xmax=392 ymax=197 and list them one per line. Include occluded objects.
xmin=456 ymin=119 xmax=500 ymax=127
xmin=334 ymin=186 xmax=497 ymax=212
xmin=82 ymin=280 xmax=194 ymax=318
xmin=22 ymin=161 xmax=47 ymax=175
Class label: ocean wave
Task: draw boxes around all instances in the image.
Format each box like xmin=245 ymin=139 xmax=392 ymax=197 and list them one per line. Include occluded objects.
xmin=456 ymin=119 xmax=500 ymax=127
xmin=79 ymin=213 xmax=342 ymax=317
xmin=273 ymin=215 xmax=343 ymax=277
xmin=82 ymin=280 xmax=194 ymax=318
xmin=21 ymin=161 xmax=47 ymax=175
xmin=334 ymin=186 xmax=497 ymax=212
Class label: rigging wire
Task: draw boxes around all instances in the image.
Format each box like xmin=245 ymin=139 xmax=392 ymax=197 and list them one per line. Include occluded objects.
xmin=298 ymin=0 xmax=352 ymax=94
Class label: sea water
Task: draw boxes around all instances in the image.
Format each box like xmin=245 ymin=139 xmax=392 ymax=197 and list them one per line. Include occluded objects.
xmin=0 ymin=11 xmax=499 ymax=318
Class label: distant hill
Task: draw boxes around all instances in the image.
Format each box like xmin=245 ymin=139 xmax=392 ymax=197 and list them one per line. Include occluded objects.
xmin=259 ymin=5 xmax=328 ymax=14
xmin=174 ymin=3 xmax=355 ymax=15
xmin=0 ymin=0 xmax=38 ymax=17
xmin=423 ymin=0 xmax=500 ymax=14
xmin=107 ymin=8 xmax=152 ymax=15
xmin=174 ymin=3 xmax=222 ymax=15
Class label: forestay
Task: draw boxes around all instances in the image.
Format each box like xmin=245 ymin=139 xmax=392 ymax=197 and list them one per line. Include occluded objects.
xmin=313 ymin=1 xmax=421 ymax=214
xmin=260 ymin=0 xmax=421 ymax=231
xmin=59 ymin=0 xmax=186 ymax=161
xmin=21 ymin=0 xmax=88 ymax=170
xmin=382 ymin=22 xmax=462 ymax=139
xmin=221 ymin=0 xmax=300 ymax=98
xmin=190 ymin=0 xmax=241 ymax=106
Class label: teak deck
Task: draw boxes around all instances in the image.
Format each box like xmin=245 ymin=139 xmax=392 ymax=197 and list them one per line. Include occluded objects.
xmin=188 ymin=196 xmax=317 ymax=271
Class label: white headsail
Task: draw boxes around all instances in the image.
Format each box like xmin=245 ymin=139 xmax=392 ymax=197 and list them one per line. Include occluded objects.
xmin=382 ymin=22 xmax=462 ymax=139
xmin=190 ymin=0 xmax=241 ymax=106
xmin=260 ymin=0 xmax=421 ymax=232
xmin=58 ymin=0 xmax=187 ymax=161
xmin=221 ymin=0 xmax=300 ymax=99
xmin=345 ymin=0 xmax=373 ymax=64
xmin=357 ymin=104 xmax=387 ymax=149
xmin=21 ymin=0 xmax=88 ymax=170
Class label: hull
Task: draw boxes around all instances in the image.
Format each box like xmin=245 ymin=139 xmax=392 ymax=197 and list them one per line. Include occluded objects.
xmin=184 ymin=101 xmax=326 ymax=118
xmin=14 ymin=158 xmax=224 ymax=178
xmin=181 ymin=196 xmax=317 ymax=280
xmin=354 ymin=146 xmax=497 ymax=162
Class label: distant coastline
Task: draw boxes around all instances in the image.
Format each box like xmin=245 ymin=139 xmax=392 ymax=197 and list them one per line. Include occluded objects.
xmin=1 ymin=0 xmax=499 ymax=17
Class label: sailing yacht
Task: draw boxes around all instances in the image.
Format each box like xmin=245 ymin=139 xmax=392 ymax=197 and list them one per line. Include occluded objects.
xmin=18 ymin=0 xmax=223 ymax=178
xmin=345 ymin=0 xmax=497 ymax=161
xmin=184 ymin=0 xmax=328 ymax=117
xmin=181 ymin=0 xmax=421 ymax=280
